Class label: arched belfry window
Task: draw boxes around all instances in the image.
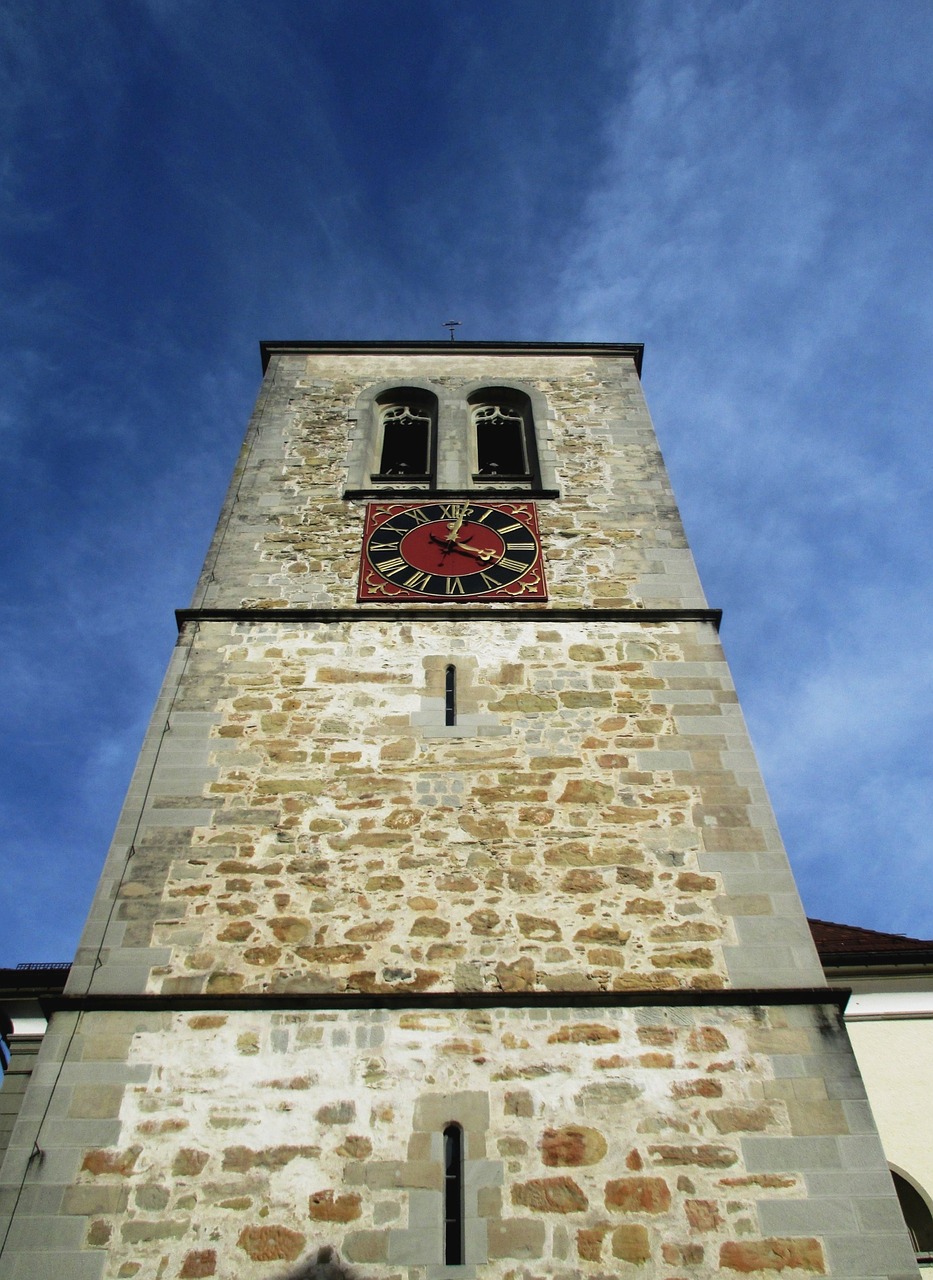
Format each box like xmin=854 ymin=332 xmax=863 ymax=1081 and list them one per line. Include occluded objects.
xmin=468 ymin=387 xmax=539 ymax=486
xmin=372 ymin=388 xmax=437 ymax=484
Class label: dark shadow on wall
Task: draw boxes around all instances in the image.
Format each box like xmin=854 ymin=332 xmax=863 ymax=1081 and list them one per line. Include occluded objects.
xmin=276 ymin=1246 xmax=365 ymax=1280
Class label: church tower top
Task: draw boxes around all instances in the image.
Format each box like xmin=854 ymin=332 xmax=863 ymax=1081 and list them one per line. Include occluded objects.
xmin=260 ymin=339 xmax=645 ymax=375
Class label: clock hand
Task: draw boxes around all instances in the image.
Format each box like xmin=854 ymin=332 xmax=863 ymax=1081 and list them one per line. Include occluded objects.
xmin=447 ymin=537 xmax=498 ymax=563
xmin=446 ymin=502 xmax=471 ymax=542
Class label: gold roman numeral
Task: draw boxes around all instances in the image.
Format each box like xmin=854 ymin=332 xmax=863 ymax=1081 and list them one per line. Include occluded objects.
xmin=446 ymin=577 xmax=465 ymax=595
xmin=496 ymin=520 xmax=522 ymax=533
xmin=437 ymin=502 xmax=470 ymax=521
xmin=404 ymin=570 xmax=432 ymax=590
xmin=375 ymin=556 xmax=406 ymax=577
xmin=498 ymin=557 xmax=527 ymax=572
xmin=506 ymin=541 xmax=536 ymax=551
xmin=406 ymin=507 xmax=430 ymax=525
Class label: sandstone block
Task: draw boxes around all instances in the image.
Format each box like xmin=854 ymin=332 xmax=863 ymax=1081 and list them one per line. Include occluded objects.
xmin=542 ymin=1126 xmax=607 ymax=1167
xmin=611 ymin=1223 xmax=651 ymax=1263
xmin=410 ymin=916 xmax=450 ymax=937
xmin=269 ymin=915 xmax=310 ymax=942
xmin=624 ymin=897 xmax=665 ymax=915
xmin=496 ymin=958 xmax=536 ymax=992
xmin=486 ymin=1218 xmax=546 ymax=1259
xmin=637 ymin=1026 xmax=676 ymax=1047
xmin=121 ymin=1218 xmax=190 ymax=1242
xmin=237 ymin=1225 xmax=306 ymax=1262
xmin=308 ymin=1191 xmax=362 ymax=1222
xmin=576 ymin=1081 xmax=642 ymax=1107
xmin=336 ymin=1135 xmax=372 ymax=1159
xmin=719 ymin=1237 xmax=825 ymax=1273
xmin=467 ymin=909 xmax=501 ymax=935
xmin=650 ymin=947 xmax=714 ymax=968
xmin=573 ymin=923 xmax=630 ymax=945
xmin=605 ymin=1177 xmax=671 ymax=1213
xmin=223 ymin=1144 xmax=320 ymax=1172
xmin=559 ymin=779 xmax=614 ymax=803
xmin=517 ymin=913 xmax=562 ymax=941
xmin=86 ymin=1219 xmax=110 ymax=1246
xmin=512 ymin=1176 xmax=588 ymax=1213
xmin=686 ymin=1199 xmax=724 ymax=1231
xmin=649 ymin=1144 xmax=737 ymax=1168
xmin=548 ymin=1023 xmax=619 ymax=1045
xmin=577 ymin=1224 xmax=611 ymax=1261
xmin=172 ymin=1148 xmax=210 ymax=1176
xmin=561 ymin=869 xmax=604 ymax=892
xmin=709 ymin=1105 xmax=775 ymax=1134
xmin=672 ymin=1078 xmax=723 ymax=1098
xmin=504 ymin=1090 xmax=534 ymax=1118
xmin=687 ymin=1026 xmax=729 ymax=1053
xmin=316 ymin=1101 xmax=355 ymax=1124
xmin=343 ymin=1230 xmax=389 ymax=1262
xmin=179 ymin=1250 xmax=216 ymax=1278
xmin=81 ymin=1147 xmax=141 ymax=1177
xmin=345 ymin=919 xmax=392 ymax=941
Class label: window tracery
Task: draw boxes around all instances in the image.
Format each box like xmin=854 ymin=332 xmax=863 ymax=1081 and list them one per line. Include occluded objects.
xmin=468 ymin=387 xmax=540 ymax=486
xmin=371 ymin=388 xmax=438 ymax=484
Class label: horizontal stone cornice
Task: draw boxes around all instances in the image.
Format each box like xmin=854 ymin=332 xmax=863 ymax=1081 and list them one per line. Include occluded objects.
xmin=45 ymin=986 xmax=845 ymax=1017
xmin=176 ymin=606 xmax=723 ymax=630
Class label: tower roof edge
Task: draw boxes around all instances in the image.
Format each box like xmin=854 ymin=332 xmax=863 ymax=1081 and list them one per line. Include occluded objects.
xmin=259 ymin=339 xmax=644 ymax=376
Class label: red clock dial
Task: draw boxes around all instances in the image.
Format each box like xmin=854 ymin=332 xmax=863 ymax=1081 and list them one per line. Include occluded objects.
xmin=358 ymin=501 xmax=547 ymax=601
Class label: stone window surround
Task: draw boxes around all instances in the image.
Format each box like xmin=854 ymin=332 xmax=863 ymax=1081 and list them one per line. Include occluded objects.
xmin=345 ymin=378 xmax=559 ymax=497
xmin=371 ymin=386 xmax=439 ymax=486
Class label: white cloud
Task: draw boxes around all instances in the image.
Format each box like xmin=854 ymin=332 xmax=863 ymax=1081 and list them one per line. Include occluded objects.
xmin=548 ymin=0 xmax=933 ymax=935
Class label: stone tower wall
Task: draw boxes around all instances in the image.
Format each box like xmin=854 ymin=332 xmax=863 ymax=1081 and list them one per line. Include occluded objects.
xmin=0 ymin=345 xmax=917 ymax=1280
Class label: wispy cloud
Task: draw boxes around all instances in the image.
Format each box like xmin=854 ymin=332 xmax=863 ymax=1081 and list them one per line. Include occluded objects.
xmin=1 ymin=1 xmax=931 ymax=962
xmin=551 ymin=0 xmax=933 ymax=931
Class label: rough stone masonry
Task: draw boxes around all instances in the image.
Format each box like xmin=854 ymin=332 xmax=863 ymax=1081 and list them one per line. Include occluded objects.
xmin=0 ymin=343 xmax=918 ymax=1280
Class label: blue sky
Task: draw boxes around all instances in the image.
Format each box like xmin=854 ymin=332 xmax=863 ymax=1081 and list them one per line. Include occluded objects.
xmin=1 ymin=0 xmax=931 ymax=965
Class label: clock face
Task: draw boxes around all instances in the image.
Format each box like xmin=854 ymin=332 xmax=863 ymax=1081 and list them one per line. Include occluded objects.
xmin=358 ymin=501 xmax=547 ymax=601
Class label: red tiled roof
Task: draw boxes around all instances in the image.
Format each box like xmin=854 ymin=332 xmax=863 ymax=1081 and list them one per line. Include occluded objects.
xmin=809 ymin=917 xmax=933 ymax=963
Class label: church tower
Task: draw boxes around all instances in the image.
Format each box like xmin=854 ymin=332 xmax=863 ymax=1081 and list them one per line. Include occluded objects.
xmin=0 ymin=342 xmax=918 ymax=1279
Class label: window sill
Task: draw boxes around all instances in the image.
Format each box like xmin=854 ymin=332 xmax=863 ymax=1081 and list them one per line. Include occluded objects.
xmin=344 ymin=487 xmax=560 ymax=501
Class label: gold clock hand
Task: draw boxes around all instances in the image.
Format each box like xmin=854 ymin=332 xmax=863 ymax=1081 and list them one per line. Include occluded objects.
xmin=449 ymin=537 xmax=498 ymax=563
xmin=446 ymin=502 xmax=471 ymax=542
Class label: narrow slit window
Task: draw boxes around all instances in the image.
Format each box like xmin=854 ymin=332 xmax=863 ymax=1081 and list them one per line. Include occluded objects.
xmin=443 ymin=1123 xmax=464 ymax=1265
xmin=445 ymin=665 xmax=457 ymax=726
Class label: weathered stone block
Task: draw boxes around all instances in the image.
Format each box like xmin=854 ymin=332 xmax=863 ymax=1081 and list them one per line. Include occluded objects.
xmin=719 ymin=1237 xmax=825 ymax=1273
xmin=237 ymin=1224 xmax=306 ymax=1262
xmin=308 ymin=1190 xmax=362 ymax=1221
xmin=541 ymin=1126 xmax=607 ymax=1167
xmin=605 ymin=1176 xmax=671 ymax=1213
xmin=512 ymin=1176 xmax=588 ymax=1213
xmin=179 ymin=1250 xmax=217 ymax=1277
xmin=486 ymin=1218 xmax=546 ymax=1259
xmin=611 ymin=1223 xmax=651 ymax=1263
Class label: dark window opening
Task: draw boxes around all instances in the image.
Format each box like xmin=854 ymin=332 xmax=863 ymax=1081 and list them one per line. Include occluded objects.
xmin=444 ymin=1122 xmax=464 ymax=1265
xmin=475 ymin=406 xmax=528 ymax=477
xmin=469 ymin=388 xmax=539 ymax=484
xmin=445 ymin=665 xmax=456 ymax=726
xmin=373 ymin=390 xmax=437 ymax=482
xmin=893 ymin=1171 xmax=933 ymax=1257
